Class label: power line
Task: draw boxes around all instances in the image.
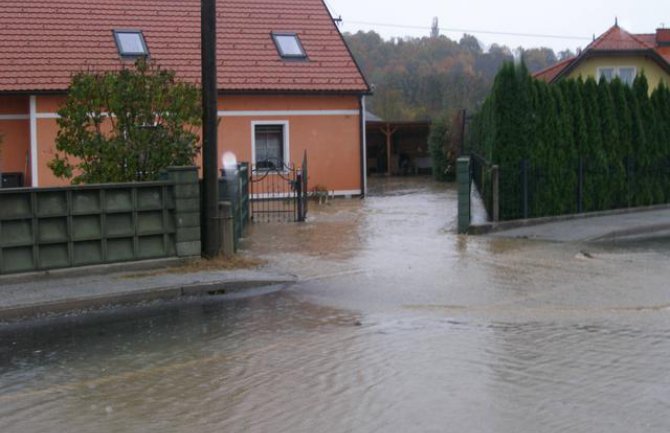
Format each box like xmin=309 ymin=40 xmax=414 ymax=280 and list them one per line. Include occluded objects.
xmin=344 ymin=20 xmax=592 ymax=41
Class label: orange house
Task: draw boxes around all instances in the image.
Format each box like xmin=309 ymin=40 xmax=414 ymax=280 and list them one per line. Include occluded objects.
xmin=0 ymin=0 xmax=371 ymax=195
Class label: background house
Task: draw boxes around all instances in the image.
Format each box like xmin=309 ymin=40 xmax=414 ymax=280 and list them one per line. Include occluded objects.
xmin=0 ymin=0 xmax=370 ymax=195
xmin=535 ymin=23 xmax=670 ymax=90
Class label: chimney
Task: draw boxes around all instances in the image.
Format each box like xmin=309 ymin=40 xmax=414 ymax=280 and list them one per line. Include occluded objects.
xmin=657 ymin=28 xmax=670 ymax=46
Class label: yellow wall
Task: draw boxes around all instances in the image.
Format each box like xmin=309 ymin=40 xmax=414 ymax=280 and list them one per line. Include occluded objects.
xmin=567 ymin=55 xmax=669 ymax=90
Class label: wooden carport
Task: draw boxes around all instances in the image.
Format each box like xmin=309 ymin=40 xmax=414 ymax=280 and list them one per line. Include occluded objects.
xmin=366 ymin=119 xmax=431 ymax=176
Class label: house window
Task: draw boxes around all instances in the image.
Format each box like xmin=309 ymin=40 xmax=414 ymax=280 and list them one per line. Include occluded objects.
xmin=253 ymin=122 xmax=289 ymax=170
xmin=597 ymin=66 xmax=636 ymax=85
xmin=598 ymin=67 xmax=614 ymax=82
xmin=618 ymin=67 xmax=636 ymax=85
xmin=113 ymin=30 xmax=149 ymax=57
xmin=272 ymin=33 xmax=307 ymax=59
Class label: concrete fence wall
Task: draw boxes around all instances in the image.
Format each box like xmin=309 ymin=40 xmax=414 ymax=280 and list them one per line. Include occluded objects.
xmin=0 ymin=167 xmax=200 ymax=274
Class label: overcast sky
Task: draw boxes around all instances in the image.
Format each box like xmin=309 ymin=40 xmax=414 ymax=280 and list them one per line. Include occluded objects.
xmin=325 ymin=0 xmax=667 ymax=53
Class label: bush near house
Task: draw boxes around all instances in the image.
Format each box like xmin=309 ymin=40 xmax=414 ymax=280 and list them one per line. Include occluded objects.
xmin=49 ymin=59 xmax=202 ymax=184
xmin=470 ymin=61 xmax=670 ymax=220
xmin=428 ymin=116 xmax=450 ymax=181
xmin=429 ymin=112 xmax=464 ymax=181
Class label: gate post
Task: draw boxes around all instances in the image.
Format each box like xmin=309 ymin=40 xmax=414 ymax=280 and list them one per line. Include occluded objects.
xmin=296 ymin=172 xmax=305 ymax=222
xmin=491 ymin=165 xmax=500 ymax=222
xmin=163 ymin=166 xmax=201 ymax=258
xmin=457 ymin=156 xmax=471 ymax=234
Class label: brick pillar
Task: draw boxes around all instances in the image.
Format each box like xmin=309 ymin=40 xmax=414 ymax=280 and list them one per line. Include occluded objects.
xmin=164 ymin=166 xmax=201 ymax=257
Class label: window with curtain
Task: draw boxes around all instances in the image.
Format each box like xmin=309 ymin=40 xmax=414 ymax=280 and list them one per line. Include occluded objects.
xmin=254 ymin=124 xmax=285 ymax=170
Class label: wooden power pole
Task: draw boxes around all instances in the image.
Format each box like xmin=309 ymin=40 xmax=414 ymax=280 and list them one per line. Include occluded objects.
xmin=201 ymin=0 xmax=220 ymax=257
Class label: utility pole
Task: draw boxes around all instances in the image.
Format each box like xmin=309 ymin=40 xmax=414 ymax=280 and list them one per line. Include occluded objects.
xmin=201 ymin=0 xmax=220 ymax=257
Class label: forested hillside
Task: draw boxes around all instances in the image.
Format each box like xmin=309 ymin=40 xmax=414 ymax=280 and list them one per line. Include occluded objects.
xmin=344 ymin=31 xmax=570 ymax=121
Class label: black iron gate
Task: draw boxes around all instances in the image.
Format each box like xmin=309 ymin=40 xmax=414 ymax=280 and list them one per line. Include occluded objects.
xmin=250 ymin=152 xmax=308 ymax=223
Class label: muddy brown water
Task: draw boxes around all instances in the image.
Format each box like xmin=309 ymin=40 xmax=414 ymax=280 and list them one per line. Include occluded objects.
xmin=2 ymin=177 xmax=670 ymax=433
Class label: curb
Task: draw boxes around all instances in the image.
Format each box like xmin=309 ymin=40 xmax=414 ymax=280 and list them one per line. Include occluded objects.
xmin=0 ymin=278 xmax=295 ymax=323
xmin=0 ymin=257 xmax=193 ymax=285
xmin=469 ymin=203 xmax=670 ymax=235
xmin=588 ymin=223 xmax=670 ymax=243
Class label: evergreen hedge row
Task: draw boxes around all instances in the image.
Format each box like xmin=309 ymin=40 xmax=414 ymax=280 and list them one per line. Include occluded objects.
xmin=470 ymin=62 xmax=670 ymax=220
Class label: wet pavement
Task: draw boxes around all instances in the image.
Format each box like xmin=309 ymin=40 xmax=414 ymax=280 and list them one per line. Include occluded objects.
xmin=487 ymin=206 xmax=670 ymax=243
xmin=2 ymin=177 xmax=670 ymax=433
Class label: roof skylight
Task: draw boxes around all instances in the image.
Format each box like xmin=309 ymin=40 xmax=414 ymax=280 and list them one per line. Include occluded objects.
xmin=114 ymin=30 xmax=149 ymax=57
xmin=272 ymin=33 xmax=307 ymax=59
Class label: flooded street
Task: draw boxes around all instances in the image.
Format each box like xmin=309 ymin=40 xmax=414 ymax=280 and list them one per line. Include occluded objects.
xmin=2 ymin=177 xmax=670 ymax=432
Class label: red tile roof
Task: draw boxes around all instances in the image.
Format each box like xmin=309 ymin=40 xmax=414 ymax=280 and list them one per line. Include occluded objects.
xmin=533 ymin=57 xmax=576 ymax=83
xmin=0 ymin=0 xmax=370 ymax=94
xmin=585 ymin=25 xmax=654 ymax=51
xmin=533 ymin=24 xmax=670 ymax=83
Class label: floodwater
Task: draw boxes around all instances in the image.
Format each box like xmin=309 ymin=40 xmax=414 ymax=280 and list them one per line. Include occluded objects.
xmin=2 ymin=177 xmax=670 ymax=433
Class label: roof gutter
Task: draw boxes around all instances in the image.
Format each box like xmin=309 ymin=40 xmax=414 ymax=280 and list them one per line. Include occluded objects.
xmin=359 ymin=95 xmax=367 ymax=197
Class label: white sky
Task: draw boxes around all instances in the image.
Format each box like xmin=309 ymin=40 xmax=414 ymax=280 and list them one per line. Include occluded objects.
xmin=325 ymin=0 xmax=668 ymax=53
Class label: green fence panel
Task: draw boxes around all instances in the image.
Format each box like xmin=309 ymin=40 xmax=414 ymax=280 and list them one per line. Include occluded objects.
xmin=0 ymin=166 xmax=200 ymax=274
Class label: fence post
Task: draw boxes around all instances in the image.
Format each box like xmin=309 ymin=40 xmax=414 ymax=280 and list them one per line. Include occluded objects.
xmin=296 ymin=172 xmax=305 ymax=222
xmin=218 ymin=201 xmax=235 ymax=256
xmin=164 ymin=166 xmax=201 ymax=257
xmin=626 ymin=157 xmax=633 ymax=208
xmin=457 ymin=156 xmax=471 ymax=233
xmin=521 ymin=159 xmax=529 ymax=219
xmin=459 ymin=109 xmax=467 ymax=156
xmin=491 ymin=165 xmax=500 ymax=222
xmin=577 ymin=157 xmax=584 ymax=213
xmin=301 ymin=151 xmax=309 ymax=219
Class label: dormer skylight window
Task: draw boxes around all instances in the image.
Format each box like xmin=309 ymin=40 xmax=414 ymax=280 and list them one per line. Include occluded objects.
xmin=272 ymin=32 xmax=307 ymax=59
xmin=113 ymin=30 xmax=149 ymax=57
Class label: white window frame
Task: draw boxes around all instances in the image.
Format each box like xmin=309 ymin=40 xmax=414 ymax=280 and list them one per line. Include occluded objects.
xmin=596 ymin=66 xmax=637 ymax=85
xmin=251 ymin=120 xmax=290 ymax=171
xmin=617 ymin=66 xmax=637 ymax=85
xmin=597 ymin=66 xmax=615 ymax=82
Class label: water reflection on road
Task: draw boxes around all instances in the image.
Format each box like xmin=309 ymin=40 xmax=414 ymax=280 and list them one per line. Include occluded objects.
xmin=2 ymin=177 xmax=670 ymax=433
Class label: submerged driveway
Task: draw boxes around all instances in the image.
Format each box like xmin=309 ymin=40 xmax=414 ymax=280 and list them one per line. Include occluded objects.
xmin=242 ymin=177 xmax=670 ymax=432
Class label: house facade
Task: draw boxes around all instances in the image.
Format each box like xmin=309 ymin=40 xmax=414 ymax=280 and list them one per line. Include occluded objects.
xmin=0 ymin=0 xmax=370 ymax=195
xmin=535 ymin=24 xmax=670 ymax=90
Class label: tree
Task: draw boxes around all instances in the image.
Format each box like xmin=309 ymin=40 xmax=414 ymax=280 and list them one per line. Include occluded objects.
xmin=49 ymin=59 xmax=202 ymax=184
xmin=519 ymin=47 xmax=558 ymax=73
xmin=428 ymin=115 xmax=451 ymax=180
xmin=580 ymin=77 xmax=606 ymax=211
xmin=557 ymin=49 xmax=575 ymax=61
xmin=596 ymin=77 xmax=622 ymax=209
xmin=458 ymin=34 xmax=481 ymax=54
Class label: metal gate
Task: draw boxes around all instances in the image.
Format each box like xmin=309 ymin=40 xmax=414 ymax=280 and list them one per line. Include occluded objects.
xmin=250 ymin=152 xmax=308 ymax=222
